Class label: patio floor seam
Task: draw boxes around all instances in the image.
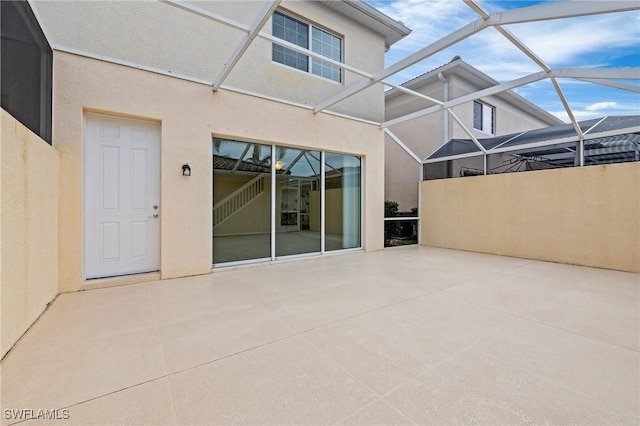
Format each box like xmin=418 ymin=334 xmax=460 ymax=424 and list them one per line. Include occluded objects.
xmin=3 ymin=247 xmax=637 ymax=425
xmin=19 ymin=289 xmax=451 ymax=421
xmin=431 ymin=293 xmax=640 ymax=352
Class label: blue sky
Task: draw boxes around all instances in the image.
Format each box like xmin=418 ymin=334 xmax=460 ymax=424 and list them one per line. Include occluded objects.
xmin=368 ymin=0 xmax=640 ymax=122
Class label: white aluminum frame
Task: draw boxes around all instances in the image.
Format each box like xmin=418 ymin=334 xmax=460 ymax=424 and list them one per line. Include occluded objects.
xmin=384 ymin=129 xmax=422 ymax=164
xmin=465 ymin=0 xmax=583 ymax=143
xmin=212 ymin=0 xmax=281 ymax=91
xmin=96 ymin=0 xmax=638 ymax=257
xmin=313 ymin=1 xmax=639 ymax=114
xmin=35 ymin=0 xmax=640 ymax=150
xmin=26 ymin=0 xmax=638 ymax=264
xmin=135 ymin=1 xmax=640 ymax=162
xmin=270 ymin=144 xmax=277 ymax=261
xmin=320 ymin=151 xmax=326 ymax=254
xmin=487 ymin=126 xmax=640 ymax=155
xmin=422 ymin=125 xmax=640 ymax=176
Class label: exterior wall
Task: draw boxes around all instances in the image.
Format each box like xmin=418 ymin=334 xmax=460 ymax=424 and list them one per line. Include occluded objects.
xmin=448 ymin=75 xmax=555 ymax=140
xmin=54 ymin=52 xmax=384 ymax=292
xmin=420 ymin=162 xmax=640 ymax=272
xmin=385 ymin=85 xmax=444 ymax=211
xmin=1 ymin=109 xmax=59 ymax=358
xmin=385 ymin=72 xmax=560 ymax=211
xmin=32 ymin=0 xmax=386 ymax=122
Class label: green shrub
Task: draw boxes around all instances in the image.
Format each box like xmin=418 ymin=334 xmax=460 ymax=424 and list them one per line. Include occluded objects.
xmin=384 ymin=200 xmax=399 ymax=244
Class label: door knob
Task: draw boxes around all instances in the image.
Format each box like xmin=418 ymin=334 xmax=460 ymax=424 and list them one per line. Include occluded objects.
xmin=148 ymin=213 xmax=159 ymax=219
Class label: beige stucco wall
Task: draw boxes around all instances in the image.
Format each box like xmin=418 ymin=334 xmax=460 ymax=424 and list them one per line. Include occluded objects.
xmin=1 ymin=109 xmax=59 ymax=358
xmin=448 ymin=75 xmax=557 ymax=140
xmin=420 ymin=162 xmax=640 ymax=272
xmin=385 ymin=85 xmax=444 ymax=211
xmin=32 ymin=0 xmax=386 ymax=122
xmin=54 ymin=51 xmax=384 ymax=292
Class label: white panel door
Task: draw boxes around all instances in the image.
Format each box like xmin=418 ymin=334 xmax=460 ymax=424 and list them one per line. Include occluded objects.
xmin=84 ymin=113 xmax=160 ymax=279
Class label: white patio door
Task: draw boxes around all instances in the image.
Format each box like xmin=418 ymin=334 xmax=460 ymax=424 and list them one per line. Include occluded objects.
xmin=84 ymin=113 xmax=160 ymax=279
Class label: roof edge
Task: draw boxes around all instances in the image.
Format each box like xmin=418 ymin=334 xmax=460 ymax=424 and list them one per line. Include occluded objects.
xmin=323 ymin=0 xmax=411 ymax=49
xmin=386 ymin=57 xmax=562 ymax=126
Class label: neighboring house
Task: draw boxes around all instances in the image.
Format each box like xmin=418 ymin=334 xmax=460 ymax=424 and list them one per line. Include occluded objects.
xmin=384 ymin=56 xmax=562 ymax=211
xmin=0 ymin=0 xmax=409 ymax=357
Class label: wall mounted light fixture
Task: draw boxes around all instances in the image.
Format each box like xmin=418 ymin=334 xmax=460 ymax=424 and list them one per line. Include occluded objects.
xmin=182 ymin=164 xmax=191 ymax=176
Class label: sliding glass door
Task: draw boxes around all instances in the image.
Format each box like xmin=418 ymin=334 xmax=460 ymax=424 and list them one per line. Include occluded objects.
xmin=213 ymin=138 xmax=361 ymax=266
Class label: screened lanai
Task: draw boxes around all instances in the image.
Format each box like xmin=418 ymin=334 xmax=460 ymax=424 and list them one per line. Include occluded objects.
xmin=26 ymin=0 xmax=636 ymax=163
xmin=423 ymin=116 xmax=640 ymax=179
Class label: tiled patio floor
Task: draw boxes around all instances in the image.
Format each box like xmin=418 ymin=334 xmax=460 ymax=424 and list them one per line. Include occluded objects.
xmin=1 ymin=246 xmax=638 ymax=425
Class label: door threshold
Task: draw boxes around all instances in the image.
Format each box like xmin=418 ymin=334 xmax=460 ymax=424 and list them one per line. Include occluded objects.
xmin=82 ymin=271 xmax=161 ymax=291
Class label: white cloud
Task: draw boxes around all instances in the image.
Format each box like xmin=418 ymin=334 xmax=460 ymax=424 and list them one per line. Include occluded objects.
xmin=551 ymin=110 xmax=598 ymax=123
xmin=502 ymin=13 xmax=640 ymax=66
xmin=552 ymin=101 xmax=636 ymax=123
xmin=586 ymin=102 xmax=618 ymax=111
xmin=378 ymin=0 xmax=640 ymax=83
xmin=376 ymin=0 xmax=472 ymax=43
xmin=373 ymin=0 xmax=640 ymax=120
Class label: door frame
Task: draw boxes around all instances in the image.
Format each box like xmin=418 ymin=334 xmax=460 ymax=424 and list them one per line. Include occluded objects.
xmin=83 ymin=111 xmax=161 ymax=280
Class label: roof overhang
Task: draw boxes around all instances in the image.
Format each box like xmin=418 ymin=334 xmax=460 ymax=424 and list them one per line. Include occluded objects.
xmin=322 ymin=0 xmax=411 ymax=50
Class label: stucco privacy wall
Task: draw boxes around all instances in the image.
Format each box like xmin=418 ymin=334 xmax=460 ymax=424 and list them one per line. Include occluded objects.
xmin=54 ymin=52 xmax=384 ymax=292
xmin=420 ymin=163 xmax=640 ymax=272
xmin=1 ymin=109 xmax=59 ymax=358
xmin=31 ymin=0 xmax=386 ymax=122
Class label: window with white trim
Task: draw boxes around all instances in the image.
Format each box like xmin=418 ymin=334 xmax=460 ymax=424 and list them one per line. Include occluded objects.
xmin=272 ymin=11 xmax=342 ymax=83
xmin=473 ymin=100 xmax=495 ymax=134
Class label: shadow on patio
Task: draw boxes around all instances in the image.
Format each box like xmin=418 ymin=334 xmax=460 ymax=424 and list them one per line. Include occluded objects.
xmin=1 ymin=246 xmax=638 ymax=425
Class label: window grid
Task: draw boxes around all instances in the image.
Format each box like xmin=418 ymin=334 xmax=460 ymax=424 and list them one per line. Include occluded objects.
xmin=272 ymin=11 xmax=342 ymax=83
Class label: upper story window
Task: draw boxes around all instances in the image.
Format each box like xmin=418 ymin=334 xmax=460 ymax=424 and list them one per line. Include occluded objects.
xmin=272 ymin=11 xmax=342 ymax=83
xmin=473 ymin=100 xmax=495 ymax=135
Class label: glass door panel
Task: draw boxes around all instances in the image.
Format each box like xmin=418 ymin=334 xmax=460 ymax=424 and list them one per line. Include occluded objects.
xmin=275 ymin=146 xmax=321 ymax=257
xmin=213 ymin=138 xmax=271 ymax=264
xmin=325 ymin=152 xmax=361 ymax=251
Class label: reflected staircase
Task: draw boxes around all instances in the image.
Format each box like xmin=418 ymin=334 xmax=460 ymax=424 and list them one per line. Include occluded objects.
xmin=213 ymin=175 xmax=264 ymax=229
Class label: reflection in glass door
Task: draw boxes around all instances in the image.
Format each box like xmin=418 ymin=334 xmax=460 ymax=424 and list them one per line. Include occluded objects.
xmin=213 ymin=138 xmax=361 ymax=266
xmin=275 ymin=147 xmax=321 ymax=257
xmin=325 ymin=152 xmax=361 ymax=251
xmin=213 ymin=138 xmax=271 ymax=264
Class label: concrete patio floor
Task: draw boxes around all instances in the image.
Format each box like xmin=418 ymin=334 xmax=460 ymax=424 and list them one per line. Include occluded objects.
xmin=1 ymin=246 xmax=638 ymax=425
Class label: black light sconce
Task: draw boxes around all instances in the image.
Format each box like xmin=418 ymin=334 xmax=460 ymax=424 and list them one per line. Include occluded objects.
xmin=182 ymin=164 xmax=191 ymax=177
